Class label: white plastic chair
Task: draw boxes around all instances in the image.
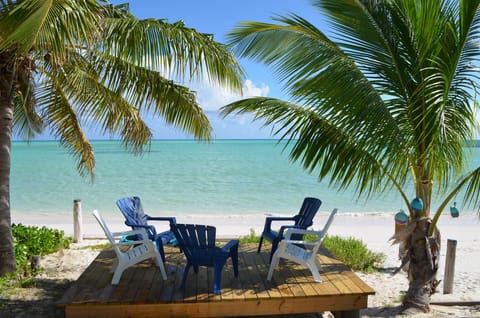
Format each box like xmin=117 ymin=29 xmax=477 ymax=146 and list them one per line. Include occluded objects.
xmin=267 ymin=208 xmax=338 ymax=282
xmin=92 ymin=210 xmax=167 ymax=284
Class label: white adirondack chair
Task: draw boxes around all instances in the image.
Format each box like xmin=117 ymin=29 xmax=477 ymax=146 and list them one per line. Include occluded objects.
xmin=93 ymin=210 xmax=167 ymax=284
xmin=267 ymin=208 xmax=338 ymax=282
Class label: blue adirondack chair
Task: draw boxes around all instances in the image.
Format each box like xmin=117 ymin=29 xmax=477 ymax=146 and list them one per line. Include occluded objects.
xmin=116 ymin=196 xmax=176 ymax=262
xmin=258 ymin=197 xmax=322 ymax=263
xmin=170 ymin=223 xmax=239 ymax=295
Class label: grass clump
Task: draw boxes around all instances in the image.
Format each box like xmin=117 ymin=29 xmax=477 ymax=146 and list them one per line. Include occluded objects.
xmin=322 ymin=235 xmax=385 ymax=272
xmin=240 ymin=228 xmax=261 ymax=243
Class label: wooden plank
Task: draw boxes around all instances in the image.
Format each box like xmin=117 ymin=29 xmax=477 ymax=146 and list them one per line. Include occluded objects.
xmin=318 ymin=250 xmax=355 ymax=295
xmin=289 ymin=263 xmax=321 ymax=296
xmin=145 ymin=270 xmax=164 ymax=302
xmin=120 ymin=263 xmax=151 ymax=302
xmin=341 ymin=271 xmax=376 ymax=294
xmin=243 ymin=248 xmax=278 ymax=299
xmin=258 ymin=250 xmax=296 ymax=298
xmin=232 ymin=246 xmax=258 ymax=300
xmin=171 ymin=255 xmax=187 ymax=302
xmin=195 ymin=266 xmax=214 ymax=302
xmin=70 ymin=254 xmax=113 ymax=303
xmin=133 ymin=265 xmax=158 ymax=303
xmin=107 ymin=266 xmax=137 ymax=302
xmin=218 ymin=258 xmax=236 ymax=300
xmin=65 ymin=294 xmax=369 ymax=318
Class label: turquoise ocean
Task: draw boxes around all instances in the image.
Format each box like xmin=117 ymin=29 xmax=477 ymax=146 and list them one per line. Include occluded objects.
xmin=11 ymin=140 xmax=480 ymax=217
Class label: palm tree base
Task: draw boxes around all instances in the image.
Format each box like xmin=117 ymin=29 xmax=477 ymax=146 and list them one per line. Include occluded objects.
xmin=401 ymin=304 xmax=430 ymax=315
xmin=398 ymin=218 xmax=441 ymax=314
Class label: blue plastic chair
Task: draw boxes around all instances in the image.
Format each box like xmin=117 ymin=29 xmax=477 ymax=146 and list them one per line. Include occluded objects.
xmin=116 ymin=196 xmax=176 ymax=262
xmin=170 ymin=223 xmax=239 ymax=295
xmin=258 ymin=197 xmax=322 ymax=263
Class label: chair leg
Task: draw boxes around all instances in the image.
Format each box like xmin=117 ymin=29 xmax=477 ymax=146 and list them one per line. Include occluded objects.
xmin=269 ymin=240 xmax=279 ymax=263
xmin=193 ymin=265 xmax=199 ymax=274
xmin=110 ymin=258 xmax=119 ymax=273
xmin=155 ymin=237 xmax=166 ymax=262
xmin=180 ymin=263 xmax=192 ymax=290
xmin=213 ymin=262 xmax=226 ymax=295
xmin=231 ymin=245 xmax=239 ymax=277
xmin=153 ymin=253 xmax=167 ymax=280
xmin=307 ymin=260 xmax=322 ymax=282
xmin=111 ymin=264 xmax=126 ymax=285
xmin=267 ymin=253 xmax=280 ymax=281
xmin=257 ymin=236 xmax=264 ymax=253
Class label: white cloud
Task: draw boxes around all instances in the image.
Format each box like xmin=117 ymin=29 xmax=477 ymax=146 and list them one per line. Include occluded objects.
xmin=190 ymin=79 xmax=269 ymax=111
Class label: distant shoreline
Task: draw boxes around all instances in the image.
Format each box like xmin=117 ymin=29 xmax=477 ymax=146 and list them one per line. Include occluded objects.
xmin=11 ymin=138 xmax=480 ymax=146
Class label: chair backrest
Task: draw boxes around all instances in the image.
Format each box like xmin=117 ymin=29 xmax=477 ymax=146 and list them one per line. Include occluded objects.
xmin=319 ymin=208 xmax=337 ymax=238
xmin=285 ymin=209 xmax=338 ymax=258
xmin=92 ymin=210 xmax=123 ymax=255
xmin=294 ymin=197 xmax=322 ymax=228
xmin=170 ymin=224 xmax=216 ymax=261
xmin=310 ymin=208 xmax=338 ymax=254
xmin=116 ymin=196 xmax=148 ymax=227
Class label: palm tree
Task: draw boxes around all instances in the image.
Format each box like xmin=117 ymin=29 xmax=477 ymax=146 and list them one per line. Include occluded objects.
xmin=0 ymin=0 xmax=244 ymax=276
xmin=221 ymin=0 xmax=480 ymax=313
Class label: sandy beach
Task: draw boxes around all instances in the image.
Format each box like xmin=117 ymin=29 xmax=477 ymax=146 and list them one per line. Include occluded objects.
xmin=8 ymin=211 xmax=480 ymax=317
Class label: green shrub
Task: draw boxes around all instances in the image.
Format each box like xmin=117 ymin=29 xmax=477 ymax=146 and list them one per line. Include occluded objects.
xmin=10 ymin=224 xmax=72 ymax=278
xmin=322 ymin=235 xmax=385 ymax=272
xmin=240 ymin=228 xmax=261 ymax=243
xmin=12 ymin=223 xmax=72 ymax=257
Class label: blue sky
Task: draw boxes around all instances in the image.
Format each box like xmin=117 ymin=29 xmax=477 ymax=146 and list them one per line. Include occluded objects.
xmin=101 ymin=0 xmax=325 ymax=140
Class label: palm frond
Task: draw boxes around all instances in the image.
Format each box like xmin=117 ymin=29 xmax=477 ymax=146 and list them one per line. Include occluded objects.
xmin=76 ymin=49 xmax=212 ymax=142
xmin=12 ymin=54 xmax=43 ymax=140
xmin=101 ymin=14 xmax=245 ymax=91
xmin=35 ymin=75 xmax=94 ymax=179
xmin=221 ymin=97 xmax=409 ymax=198
xmin=0 ymin=0 xmax=104 ymax=60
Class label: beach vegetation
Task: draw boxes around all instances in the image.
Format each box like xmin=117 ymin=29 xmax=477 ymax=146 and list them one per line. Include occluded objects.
xmin=12 ymin=224 xmax=72 ymax=257
xmin=322 ymin=235 xmax=385 ymax=273
xmin=0 ymin=1 xmax=244 ymax=276
xmin=0 ymin=224 xmax=71 ymax=287
xmin=240 ymin=228 xmax=261 ymax=243
xmin=222 ymin=0 xmax=480 ymax=313
xmin=394 ymin=291 xmax=406 ymax=304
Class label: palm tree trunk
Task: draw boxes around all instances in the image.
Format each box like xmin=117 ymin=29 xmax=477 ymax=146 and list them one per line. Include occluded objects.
xmin=0 ymin=51 xmax=17 ymax=276
xmin=401 ymin=218 xmax=441 ymax=314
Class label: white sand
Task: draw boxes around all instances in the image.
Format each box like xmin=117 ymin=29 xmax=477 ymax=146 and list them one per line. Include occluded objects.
xmin=12 ymin=211 xmax=480 ymax=317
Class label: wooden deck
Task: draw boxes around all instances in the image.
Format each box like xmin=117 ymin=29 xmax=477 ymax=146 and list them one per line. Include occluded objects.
xmin=58 ymin=243 xmax=375 ymax=318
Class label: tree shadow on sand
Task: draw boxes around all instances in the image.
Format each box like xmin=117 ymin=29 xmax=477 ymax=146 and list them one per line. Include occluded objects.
xmin=0 ymin=278 xmax=73 ymax=318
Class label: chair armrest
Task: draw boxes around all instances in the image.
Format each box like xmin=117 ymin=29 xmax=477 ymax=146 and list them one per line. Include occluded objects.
xmin=280 ymin=239 xmax=319 ymax=246
xmin=146 ymin=215 xmax=177 ymax=224
xmin=124 ymin=223 xmax=157 ymax=237
xmin=263 ymin=216 xmax=296 ymax=232
xmin=284 ymin=228 xmax=323 ymax=240
xmin=221 ymin=239 xmax=239 ymax=252
xmin=278 ymin=224 xmax=302 ymax=237
xmin=123 ymin=223 xmax=152 ymax=230
xmin=111 ymin=228 xmax=150 ymax=241
xmin=114 ymin=240 xmax=151 ymax=247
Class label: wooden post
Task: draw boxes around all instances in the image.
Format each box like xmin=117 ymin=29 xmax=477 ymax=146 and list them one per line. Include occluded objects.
xmin=443 ymin=239 xmax=457 ymax=294
xmin=73 ymin=199 xmax=83 ymax=243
